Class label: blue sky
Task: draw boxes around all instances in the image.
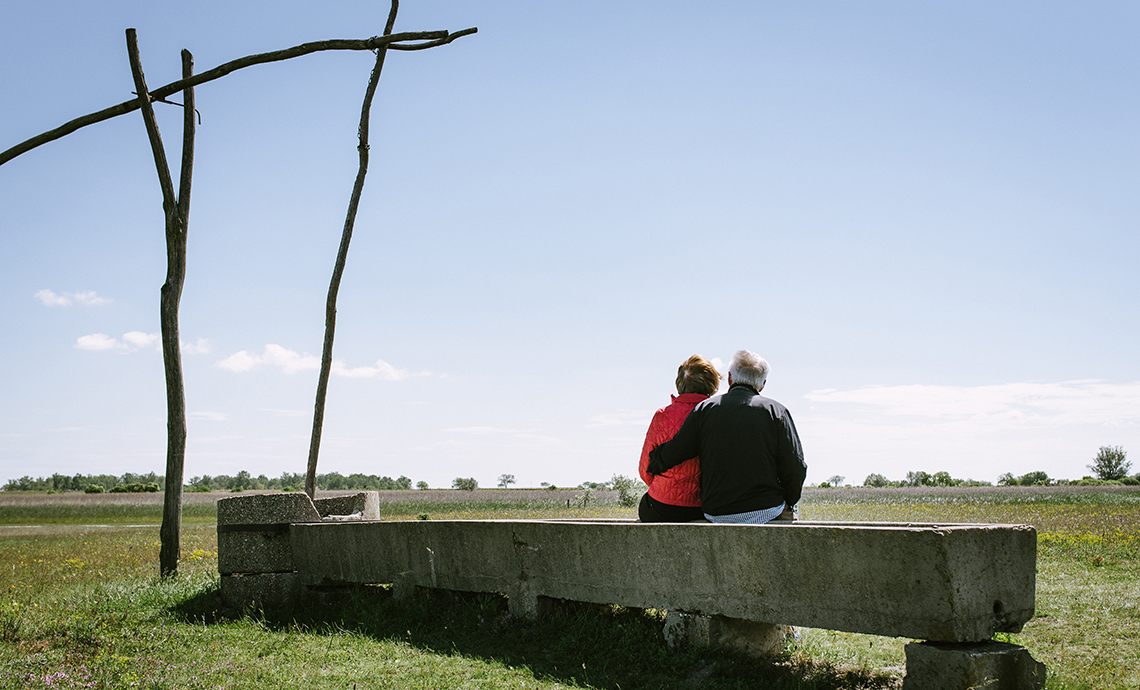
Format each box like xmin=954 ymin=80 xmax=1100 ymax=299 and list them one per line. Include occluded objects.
xmin=2 ymin=1 xmax=1138 ymax=489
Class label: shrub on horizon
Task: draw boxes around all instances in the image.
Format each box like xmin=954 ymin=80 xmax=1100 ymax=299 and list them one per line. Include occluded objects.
xmin=452 ymin=477 xmax=478 ymax=491
xmin=863 ymin=473 xmax=890 ymax=488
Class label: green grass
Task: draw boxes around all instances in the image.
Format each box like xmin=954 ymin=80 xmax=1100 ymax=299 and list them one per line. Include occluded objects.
xmin=2 ymin=486 xmax=1139 ymax=688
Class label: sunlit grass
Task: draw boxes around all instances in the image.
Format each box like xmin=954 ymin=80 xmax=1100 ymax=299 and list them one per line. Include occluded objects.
xmin=2 ymin=486 xmax=1139 ymax=688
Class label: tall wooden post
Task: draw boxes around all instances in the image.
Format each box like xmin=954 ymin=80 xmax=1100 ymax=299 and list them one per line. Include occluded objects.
xmin=126 ymin=29 xmax=195 ymax=576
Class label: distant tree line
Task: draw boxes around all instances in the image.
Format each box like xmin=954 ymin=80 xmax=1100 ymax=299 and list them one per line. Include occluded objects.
xmin=3 ymin=472 xmax=163 ymax=493
xmin=852 ymin=447 xmax=1137 ymax=488
xmin=186 ymin=471 xmax=412 ymax=492
xmin=3 ymin=470 xmax=413 ymax=493
xmin=854 ymin=471 xmax=993 ymax=488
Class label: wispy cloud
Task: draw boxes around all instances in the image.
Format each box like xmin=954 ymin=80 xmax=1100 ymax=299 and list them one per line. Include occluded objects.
xmin=330 ymin=358 xmax=423 ymax=380
xmin=803 ymin=380 xmax=1140 ymax=428
xmin=259 ymin=408 xmax=308 ymax=417
xmin=445 ymin=426 xmax=515 ymax=435
xmin=189 ymin=411 xmax=227 ymax=421
xmin=75 ymin=331 xmax=160 ymax=352
xmin=796 ymin=380 xmax=1140 ymax=483
xmin=182 ymin=338 xmax=211 ymax=355
xmin=217 ymin=344 xmax=428 ymax=380
xmin=585 ymin=409 xmax=652 ymax=428
xmin=443 ymin=426 xmax=564 ymax=445
xmin=36 ymin=289 xmax=110 ymax=307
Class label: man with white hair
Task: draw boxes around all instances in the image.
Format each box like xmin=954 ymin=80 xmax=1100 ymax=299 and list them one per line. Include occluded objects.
xmin=647 ymin=350 xmax=807 ymax=523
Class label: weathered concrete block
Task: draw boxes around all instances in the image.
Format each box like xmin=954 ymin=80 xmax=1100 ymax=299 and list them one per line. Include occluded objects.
xmin=217 ymin=493 xmax=320 ymax=575
xmin=664 ymin=612 xmax=790 ymax=656
xmin=314 ymin=492 xmax=380 ymax=520
xmin=220 ymin=572 xmax=300 ymax=609
xmin=903 ymin=641 xmax=1046 ymax=690
xmin=289 ymin=519 xmax=1036 ymax=641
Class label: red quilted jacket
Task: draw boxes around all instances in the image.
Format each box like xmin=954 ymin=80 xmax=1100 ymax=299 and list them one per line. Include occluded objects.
xmin=638 ymin=393 xmax=707 ymax=507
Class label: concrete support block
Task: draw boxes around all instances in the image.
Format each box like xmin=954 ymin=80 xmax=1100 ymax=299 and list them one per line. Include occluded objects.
xmin=315 ymin=492 xmax=380 ymax=520
xmin=220 ymin=572 xmax=300 ymax=609
xmin=217 ymin=493 xmax=320 ymax=575
xmin=392 ymin=572 xmax=418 ymax=601
xmin=507 ymin=580 xmax=540 ymax=618
xmin=903 ymin=641 xmax=1046 ymax=690
xmin=664 ymin=611 xmax=790 ymax=657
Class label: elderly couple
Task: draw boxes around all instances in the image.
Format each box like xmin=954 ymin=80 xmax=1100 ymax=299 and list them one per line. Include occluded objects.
xmin=638 ymin=350 xmax=807 ymax=524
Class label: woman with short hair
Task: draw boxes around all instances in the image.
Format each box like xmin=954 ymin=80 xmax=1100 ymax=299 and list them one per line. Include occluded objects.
xmin=637 ymin=355 xmax=720 ymax=522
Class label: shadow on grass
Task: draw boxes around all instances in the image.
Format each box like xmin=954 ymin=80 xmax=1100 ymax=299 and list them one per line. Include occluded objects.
xmin=172 ymin=583 xmax=899 ymax=690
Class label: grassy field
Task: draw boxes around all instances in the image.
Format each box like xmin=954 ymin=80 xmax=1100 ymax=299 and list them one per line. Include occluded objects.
xmin=1 ymin=486 xmax=1138 ymax=689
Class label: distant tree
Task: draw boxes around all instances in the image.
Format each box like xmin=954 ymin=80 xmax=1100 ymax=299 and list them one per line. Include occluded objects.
xmin=931 ymin=471 xmax=956 ymax=487
xmin=997 ymin=472 xmax=1017 ymax=486
xmin=497 ymin=473 xmax=516 ymax=489
xmin=1089 ymin=445 xmax=1130 ymax=481
xmin=905 ymin=471 xmax=932 ymax=487
xmin=1017 ymin=471 xmax=1050 ymax=486
xmin=397 ymin=476 xmax=412 ymax=490
xmin=863 ymin=473 xmax=890 ymax=488
xmin=416 ymin=480 xmax=429 ymax=490
xmin=452 ymin=477 xmax=478 ymax=491
xmin=826 ymin=475 xmax=845 ymax=487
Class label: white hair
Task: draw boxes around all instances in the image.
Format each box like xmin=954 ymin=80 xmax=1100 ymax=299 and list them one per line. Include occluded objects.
xmin=729 ymin=349 xmax=769 ymax=390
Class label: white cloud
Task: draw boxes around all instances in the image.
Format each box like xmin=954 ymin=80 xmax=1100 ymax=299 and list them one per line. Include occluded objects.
xmin=75 ymin=333 xmax=124 ymax=351
xmin=36 ymin=289 xmax=72 ymax=307
xmin=262 ymin=344 xmax=321 ymax=374
xmin=216 ymin=344 xmax=425 ymax=380
xmin=216 ymin=350 xmax=260 ymax=373
xmin=72 ymin=291 xmax=110 ymax=306
xmin=803 ymin=380 xmax=1140 ymax=428
xmin=182 ymin=338 xmax=211 ymax=355
xmin=75 ymin=331 xmax=160 ymax=352
xmin=122 ymin=331 xmax=160 ymax=350
xmin=189 ymin=411 xmax=227 ymax=421
xmin=35 ymin=289 xmax=110 ymax=307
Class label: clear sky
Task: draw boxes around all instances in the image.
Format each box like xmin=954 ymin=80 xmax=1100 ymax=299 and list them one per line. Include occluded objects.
xmin=2 ymin=1 xmax=1138 ymax=489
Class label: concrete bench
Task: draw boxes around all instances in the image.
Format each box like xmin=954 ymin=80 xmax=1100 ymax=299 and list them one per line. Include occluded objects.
xmin=217 ymin=493 xmax=1046 ymax=689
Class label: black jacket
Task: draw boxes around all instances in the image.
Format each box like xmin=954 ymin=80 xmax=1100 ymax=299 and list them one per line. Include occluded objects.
xmin=647 ymin=383 xmax=807 ymax=516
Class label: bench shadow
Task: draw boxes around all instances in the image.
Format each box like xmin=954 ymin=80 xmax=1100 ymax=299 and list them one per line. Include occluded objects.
xmin=171 ymin=583 xmax=900 ymax=690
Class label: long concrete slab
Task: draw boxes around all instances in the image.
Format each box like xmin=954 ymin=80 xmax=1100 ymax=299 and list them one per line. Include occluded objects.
xmin=289 ymin=519 xmax=1035 ymax=642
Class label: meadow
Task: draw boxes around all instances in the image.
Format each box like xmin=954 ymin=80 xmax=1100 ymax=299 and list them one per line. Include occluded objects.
xmin=1 ymin=486 xmax=1138 ymax=689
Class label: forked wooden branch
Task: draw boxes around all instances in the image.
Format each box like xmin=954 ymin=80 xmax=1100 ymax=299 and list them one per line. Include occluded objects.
xmin=0 ymin=28 xmax=477 ymax=167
